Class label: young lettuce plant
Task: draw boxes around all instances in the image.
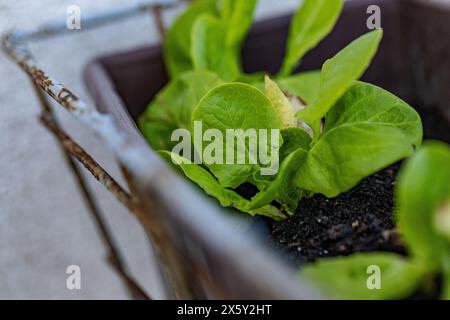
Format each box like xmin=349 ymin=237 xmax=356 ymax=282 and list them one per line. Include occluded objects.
xmin=163 ymin=0 xmax=257 ymax=80
xmin=139 ymin=0 xmax=422 ymax=219
xmin=299 ymin=142 xmax=450 ymax=300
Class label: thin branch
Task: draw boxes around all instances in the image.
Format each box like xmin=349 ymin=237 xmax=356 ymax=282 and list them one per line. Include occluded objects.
xmin=39 ymin=111 xmax=151 ymax=300
xmin=152 ymin=5 xmax=167 ymax=41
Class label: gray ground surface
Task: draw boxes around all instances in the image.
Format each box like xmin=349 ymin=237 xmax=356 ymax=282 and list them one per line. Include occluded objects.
xmin=0 ymin=0 xmax=297 ymax=299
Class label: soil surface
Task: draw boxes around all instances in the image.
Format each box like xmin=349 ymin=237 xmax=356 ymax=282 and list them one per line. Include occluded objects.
xmin=270 ymin=164 xmax=405 ymax=268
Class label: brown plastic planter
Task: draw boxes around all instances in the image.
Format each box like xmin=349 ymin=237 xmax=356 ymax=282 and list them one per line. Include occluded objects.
xmin=84 ymin=0 xmax=450 ymax=299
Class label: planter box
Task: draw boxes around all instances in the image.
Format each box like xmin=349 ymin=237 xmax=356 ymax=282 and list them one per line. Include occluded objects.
xmin=84 ymin=0 xmax=450 ymax=299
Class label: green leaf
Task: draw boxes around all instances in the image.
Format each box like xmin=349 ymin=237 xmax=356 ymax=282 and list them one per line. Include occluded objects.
xmin=300 ymin=253 xmax=426 ymax=299
xmin=294 ymin=82 xmax=423 ymax=197
xmin=436 ymin=205 xmax=450 ymax=300
xmin=248 ymin=147 xmax=307 ymax=213
xmin=234 ymin=72 xmax=265 ymax=86
xmin=160 ymin=151 xmax=286 ymax=220
xmin=264 ymin=75 xmax=296 ymax=128
xmin=140 ymin=121 xmax=179 ymax=153
xmin=247 ymin=127 xmax=311 ymax=213
xmin=396 ymin=141 xmax=450 ymax=271
xmin=191 ymin=83 xmax=281 ymax=188
xmin=277 ymin=70 xmax=321 ymax=105
xmin=191 ymin=0 xmax=257 ymax=80
xmin=202 ymin=163 xmax=254 ymax=189
xmin=435 ymin=202 xmax=450 ymax=242
xmin=296 ymin=29 xmax=383 ymax=132
xmin=279 ymin=0 xmax=344 ymax=76
xmin=191 ymin=14 xmax=240 ymax=80
xmin=139 ymin=70 xmax=222 ymax=151
xmin=163 ymin=0 xmax=218 ymax=77
xmin=221 ymin=0 xmax=258 ymax=47
xmin=443 ymin=255 xmax=450 ymax=300
xmin=279 ymin=127 xmax=312 ymax=160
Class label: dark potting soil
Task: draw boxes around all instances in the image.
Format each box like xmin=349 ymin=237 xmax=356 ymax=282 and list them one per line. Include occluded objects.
xmin=270 ymin=164 xmax=404 ymax=268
